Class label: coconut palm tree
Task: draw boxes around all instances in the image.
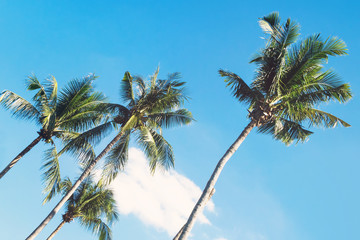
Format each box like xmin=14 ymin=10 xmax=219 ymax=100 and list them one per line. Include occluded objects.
xmin=0 ymin=74 xmax=106 ymax=187
xmin=46 ymin=177 xmax=118 ymax=240
xmin=175 ymin=12 xmax=352 ymax=239
xmin=27 ymin=68 xmax=193 ymax=239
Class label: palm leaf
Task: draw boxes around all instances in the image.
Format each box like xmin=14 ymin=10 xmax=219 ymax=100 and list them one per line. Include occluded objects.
xmin=102 ymin=130 xmax=131 ymax=184
xmin=258 ymin=118 xmax=313 ymax=145
xmin=305 ymin=108 xmax=350 ymax=127
xmin=219 ymin=69 xmax=263 ymax=104
xmin=120 ymin=71 xmax=135 ymax=106
xmin=147 ymin=109 xmax=193 ymax=128
xmin=80 ymin=217 xmax=112 ymax=240
xmin=42 ymin=146 xmax=61 ymax=203
xmin=56 ymin=74 xmax=97 ymax=118
xmin=137 ymin=126 xmax=174 ymax=172
xmin=0 ymin=90 xmax=40 ymax=121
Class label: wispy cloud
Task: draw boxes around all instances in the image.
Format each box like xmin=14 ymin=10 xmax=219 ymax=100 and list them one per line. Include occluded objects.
xmin=108 ymin=148 xmax=215 ymax=236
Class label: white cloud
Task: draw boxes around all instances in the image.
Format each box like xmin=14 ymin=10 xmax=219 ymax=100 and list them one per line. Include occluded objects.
xmin=109 ymin=148 xmax=215 ymax=236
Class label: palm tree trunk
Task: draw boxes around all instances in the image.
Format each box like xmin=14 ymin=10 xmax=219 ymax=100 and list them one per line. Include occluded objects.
xmin=174 ymin=188 xmax=216 ymax=240
xmin=46 ymin=221 xmax=65 ymax=240
xmin=176 ymin=120 xmax=256 ymax=240
xmin=26 ymin=131 xmax=125 ymax=240
xmin=0 ymin=135 xmax=42 ymax=179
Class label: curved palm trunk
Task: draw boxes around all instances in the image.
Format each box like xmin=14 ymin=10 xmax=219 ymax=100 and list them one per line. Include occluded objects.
xmin=26 ymin=131 xmax=124 ymax=240
xmin=175 ymin=120 xmax=256 ymax=240
xmin=46 ymin=221 xmax=65 ymax=240
xmin=0 ymin=135 xmax=42 ymax=179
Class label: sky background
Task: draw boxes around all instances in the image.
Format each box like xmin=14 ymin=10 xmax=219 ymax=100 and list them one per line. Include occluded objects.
xmin=0 ymin=0 xmax=359 ymax=240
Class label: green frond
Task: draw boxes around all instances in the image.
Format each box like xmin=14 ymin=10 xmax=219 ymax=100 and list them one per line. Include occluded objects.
xmin=64 ymin=122 xmax=114 ymax=151
xmin=136 ymin=127 xmax=174 ymax=173
xmin=59 ymin=177 xmax=73 ymax=194
xmin=56 ymin=131 xmax=96 ymax=167
xmin=56 ymin=74 xmax=97 ymax=117
xmin=26 ymin=74 xmax=49 ymax=104
xmin=322 ymin=36 xmax=348 ymax=57
xmin=102 ymin=103 xmax=129 ymax=116
xmin=305 ymin=108 xmax=351 ymax=128
xmin=120 ymin=71 xmax=135 ymax=106
xmin=44 ymin=75 xmax=58 ymax=107
xmin=147 ymin=109 xmax=193 ymax=129
xmin=133 ymin=76 xmax=146 ymax=101
xmin=287 ymin=83 xmax=351 ymax=106
xmin=273 ymin=70 xmax=352 ymax=107
xmin=102 ymin=130 xmax=131 ymax=184
xmin=80 ymin=217 xmax=112 ymax=240
xmin=140 ymin=79 xmax=188 ymax=114
xmin=60 ymin=178 xmax=118 ymax=240
xmin=258 ymin=12 xmax=280 ymax=34
xmin=0 ymin=90 xmax=40 ymax=121
xmin=42 ymin=146 xmax=61 ymax=204
xmin=258 ymin=118 xmax=313 ymax=145
xmin=259 ymin=12 xmax=300 ymax=49
xmin=282 ymin=34 xmax=348 ymax=88
xmin=219 ymin=69 xmax=263 ymax=104
xmin=150 ymin=66 xmax=160 ymax=90
xmin=136 ymin=126 xmax=159 ymax=164
xmin=58 ymin=95 xmax=109 ymax=132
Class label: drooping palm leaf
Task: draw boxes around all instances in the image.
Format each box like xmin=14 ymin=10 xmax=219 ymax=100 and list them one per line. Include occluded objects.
xmin=0 ymin=90 xmax=40 ymax=121
xmin=102 ymin=130 xmax=131 ymax=183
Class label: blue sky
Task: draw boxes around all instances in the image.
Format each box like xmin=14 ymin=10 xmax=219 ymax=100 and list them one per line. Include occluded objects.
xmin=0 ymin=0 xmax=359 ymax=239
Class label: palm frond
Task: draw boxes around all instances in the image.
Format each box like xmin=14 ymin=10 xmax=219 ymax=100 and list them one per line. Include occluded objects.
xmin=0 ymin=90 xmax=40 ymax=121
xmin=133 ymin=76 xmax=146 ymax=102
xmin=120 ymin=71 xmax=135 ymax=106
xmin=258 ymin=12 xmax=281 ymax=34
xmin=219 ymin=69 xmax=263 ymax=104
xmin=62 ymin=122 xmax=114 ymax=151
xmin=142 ymin=83 xmax=188 ymax=114
xmin=304 ymin=108 xmax=350 ymax=127
xmin=273 ymin=70 xmax=352 ymax=107
xmin=56 ymin=74 xmax=97 ymax=118
xmin=258 ymin=118 xmax=313 ymax=145
xmin=44 ymin=76 xmax=58 ymax=107
xmin=147 ymin=109 xmax=193 ymax=129
xmin=282 ymin=34 xmax=348 ymax=88
xmin=55 ymin=131 xmax=96 ymax=167
xmin=150 ymin=66 xmax=160 ymax=90
xmin=26 ymin=74 xmax=49 ymax=104
xmin=42 ymin=146 xmax=61 ymax=204
xmin=102 ymin=130 xmax=131 ymax=184
xmin=80 ymin=217 xmax=112 ymax=240
xmin=137 ymin=127 xmax=174 ymax=173
xmin=259 ymin=12 xmax=299 ymax=49
xmin=59 ymin=177 xmax=73 ymax=194
xmin=251 ymin=13 xmax=301 ymax=96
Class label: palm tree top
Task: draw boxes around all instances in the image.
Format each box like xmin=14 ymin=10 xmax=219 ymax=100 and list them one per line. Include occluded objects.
xmin=66 ymin=68 xmax=193 ymax=184
xmin=220 ymin=12 xmax=352 ymax=145
xmin=0 ymin=74 xmax=110 ymax=202
xmin=59 ymin=176 xmax=118 ymax=240
xmin=0 ymin=74 xmax=108 ymax=142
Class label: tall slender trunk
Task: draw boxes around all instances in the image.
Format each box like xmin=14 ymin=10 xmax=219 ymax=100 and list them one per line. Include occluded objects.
xmin=0 ymin=135 xmax=42 ymax=179
xmin=174 ymin=188 xmax=216 ymax=240
xmin=176 ymin=120 xmax=256 ymax=240
xmin=26 ymin=131 xmax=124 ymax=240
xmin=46 ymin=221 xmax=65 ymax=240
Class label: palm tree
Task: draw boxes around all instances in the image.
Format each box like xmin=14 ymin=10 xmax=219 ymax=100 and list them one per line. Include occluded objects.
xmin=27 ymin=68 xmax=193 ymax=239
xmin=0 ymin=74 xmax=106 ymax=188
xmin=175 ymin=12 xmax=352 ymax=240
xmin=46 ymin=177 xmax=118 ymax=240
